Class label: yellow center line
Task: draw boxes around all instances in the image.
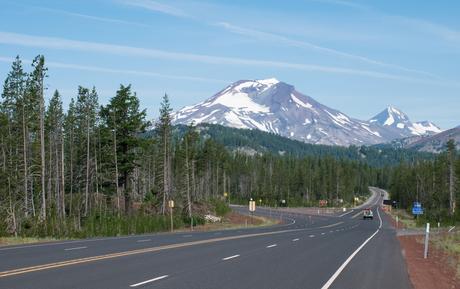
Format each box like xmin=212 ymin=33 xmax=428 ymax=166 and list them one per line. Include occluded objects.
xmin=0 ymin=228 xmax=299 ymax=278
xmin=0 ymin=220 xmax=346 ymax=278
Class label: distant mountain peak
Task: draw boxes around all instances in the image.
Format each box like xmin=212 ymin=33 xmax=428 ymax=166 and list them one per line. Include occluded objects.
xmin=370 ymin=106 xmax=409 ymax=127
xmin=173 ymin=78 xmax=386 ymax=146
xmin=387 ymin=105 xmax=408 ymax=119
xmin=227 ymin=78 xmax=280 ymax=92
xmin=369 ymin=106 xmax=441 ymax=136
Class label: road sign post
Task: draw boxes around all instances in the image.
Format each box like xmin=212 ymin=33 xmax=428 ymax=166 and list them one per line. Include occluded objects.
xmin=168 ymin=200 xmax=174 ymax=232
xmin=424 ymin=223 xmax=430 ymax=259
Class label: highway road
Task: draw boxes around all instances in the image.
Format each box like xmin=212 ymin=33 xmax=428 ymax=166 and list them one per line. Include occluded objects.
xmin=0 ymin=187 xmax=412 ymax=289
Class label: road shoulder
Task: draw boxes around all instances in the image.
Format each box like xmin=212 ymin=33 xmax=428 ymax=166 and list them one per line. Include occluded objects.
xmin=384 ymin=211 xmax=460 ymax=289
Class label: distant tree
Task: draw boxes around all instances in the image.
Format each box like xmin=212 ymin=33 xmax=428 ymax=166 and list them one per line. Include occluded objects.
xmin=176 ymin=123 xmax=199 ymax=226
xmin=45 ymin=90 xmax=65 ymax=218
xmin=155 ymin=94 xmax=173 ymax=214
xmin=28 ymin=55 xmax=47 ymax=221
xmin=1 ymin=56 xmax=26 ymax=226
xmin=100 ymin=85 xmax=148 ymax=214
xmin=447 ymin=139 xmax=456 ymax=216
xmin=64 ymin=98 xmax=77 ymax=216
xmin=75 ymin=87 xmax=98 ymax=216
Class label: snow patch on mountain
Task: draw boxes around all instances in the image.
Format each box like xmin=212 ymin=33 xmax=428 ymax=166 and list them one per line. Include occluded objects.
xmin=291 ymin=93 xmax=312 ymax=109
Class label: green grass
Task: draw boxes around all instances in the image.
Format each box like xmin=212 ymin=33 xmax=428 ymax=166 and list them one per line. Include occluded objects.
xmin=0 ymin=236 xmax=59 ymax=246
xmin=431 ymin=231 xmax=460 ymax=278
xmin=387 ymin=209 xmax=418 ymax=228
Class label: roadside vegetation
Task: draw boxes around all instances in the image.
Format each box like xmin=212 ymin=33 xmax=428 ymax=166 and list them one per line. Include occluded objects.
xmin=432 ymin=231 xmax=460 ymax=278
xmin=387 ymin=141 xmax=460 ymax=225
xmin=386 ymin=205 xmax=460 ymax=280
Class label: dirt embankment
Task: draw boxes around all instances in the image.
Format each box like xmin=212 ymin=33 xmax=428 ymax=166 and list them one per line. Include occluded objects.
xmin=399 ymin=235 xmax=459 ymax=289
xmin=385 ymin=211 xmax=459 ymax=289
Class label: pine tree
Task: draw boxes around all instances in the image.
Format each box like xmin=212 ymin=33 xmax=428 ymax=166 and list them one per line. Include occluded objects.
xmin=28 ymin=55 xmax=48 ymax=221
xmin=75 ymin=86 xmax=98 ymax=216
xmin=447 ymin=139 xmax=456 ymax=216
xmin=155 ymin=94 xmax=173 ymax=214
xmin=2 ymin=56 xmax=27 ymax=221
xmin=45 ymin=90 xmax=65 ymax=218
xmin=100 ymin=84 xmax=148 ymax=214
xmin=64 ymin=98 xmax=77 ymax=216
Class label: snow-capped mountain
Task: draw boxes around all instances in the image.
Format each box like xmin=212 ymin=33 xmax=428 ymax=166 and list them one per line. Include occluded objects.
xmin=369 ymin=106 xmax=442 ymax=139
xmin=172 ymin=78 xmax=442 ymax=146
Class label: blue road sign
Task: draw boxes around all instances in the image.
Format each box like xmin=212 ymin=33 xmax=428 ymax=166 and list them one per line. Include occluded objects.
xmin=412 ymin=202 xmax=423 ymax=215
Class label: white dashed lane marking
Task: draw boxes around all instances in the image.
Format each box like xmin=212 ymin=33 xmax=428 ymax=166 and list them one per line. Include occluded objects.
xmin=130 ymin=275 xmax=169 ymax=287
xmin=64 ymin=246 xmax=87 ymax=251
xmin=222 ymin=255 xmax=240 ymax=261
xmin=136 ymin=239 xmax=151 ymax=243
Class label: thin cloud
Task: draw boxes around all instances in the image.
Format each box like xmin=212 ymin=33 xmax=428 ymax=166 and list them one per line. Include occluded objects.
xmin=216 ymin=22 xmax=440 ymax=79
xmin=307 ymin=0 xmax=368 ymax=10
xmin=0 ymin=31 xmax=453 ymax=85
xmin=5 ymin=1 xmax=151 ymax=28
xmin=394 ymin=16 xmax=460 ymax=44
xmin=113 ymin=0 xmax=435 ymax=78
xmin=121 ymin=0 xmax=187 ymax=17
xmin=37 ymin=7 xmax=151 ymax=28
xmin=0 ymin=56 xmax=227 ymax=84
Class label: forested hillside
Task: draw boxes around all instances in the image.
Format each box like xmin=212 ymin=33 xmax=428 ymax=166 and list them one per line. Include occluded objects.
xmin=0 ymin=56 xmax=458 ymax=239
xmin=173 ymin=123 xmax=434 ymax=166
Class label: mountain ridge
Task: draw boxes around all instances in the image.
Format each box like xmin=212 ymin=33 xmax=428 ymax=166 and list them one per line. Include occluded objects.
xmin=173 ymin=78 xmax=441 ymax=146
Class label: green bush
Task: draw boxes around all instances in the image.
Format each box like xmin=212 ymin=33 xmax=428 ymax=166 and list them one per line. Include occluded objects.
xmin=211 ymin=199 xmax=231 ymax=216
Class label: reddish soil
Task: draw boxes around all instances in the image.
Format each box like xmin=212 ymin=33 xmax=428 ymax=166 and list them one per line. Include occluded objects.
xmin=398 ymin=235 xmax=459 ymax=289
xmin=224 ymin=211 xmax=264 ymax=225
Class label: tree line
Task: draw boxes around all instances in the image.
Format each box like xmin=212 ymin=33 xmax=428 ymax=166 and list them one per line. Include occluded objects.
xmin=387 ymin=140 xmax=459 ymax=223
xmin=0 ymin=55 xmax=457 ymax=238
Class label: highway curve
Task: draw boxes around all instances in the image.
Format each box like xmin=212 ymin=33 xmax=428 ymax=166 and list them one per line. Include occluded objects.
xmin=0 ymin=187 xmax=411 ymax=289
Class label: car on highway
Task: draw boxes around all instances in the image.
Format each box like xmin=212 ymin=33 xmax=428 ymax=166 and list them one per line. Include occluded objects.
xmin=363 ymin=208 xmax=373 ymax=220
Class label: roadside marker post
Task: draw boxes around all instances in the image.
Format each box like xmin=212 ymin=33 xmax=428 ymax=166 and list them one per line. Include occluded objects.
xmin=168 ymin=200 xmax=174 ymax=232
xmin=424 ymin=223 xmax=430 ymax=259
xmin=249 ymin=199 xmax=256 ymax=224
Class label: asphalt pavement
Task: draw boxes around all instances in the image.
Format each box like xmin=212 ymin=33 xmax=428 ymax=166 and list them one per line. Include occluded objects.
xmin=0 ymin=187 xmax=412 ymax=289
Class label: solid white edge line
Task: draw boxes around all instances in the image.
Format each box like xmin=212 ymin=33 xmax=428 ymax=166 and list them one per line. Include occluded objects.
xmin=321 ymin=206 xmax=383 ymax=289
xmin=266 ymin=244 xmax=277 ymax=248
xmin=64 ymin=246 xmax=87 ymax=251
xmin=222 ymin=254 xmax=240 ymax=261
xmin=130 ymin=275 xmax=169 ymax=287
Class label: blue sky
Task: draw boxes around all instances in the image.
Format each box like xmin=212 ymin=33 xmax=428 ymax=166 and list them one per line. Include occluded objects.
xmin=0 ymin=0 xmax=459 ymax=128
